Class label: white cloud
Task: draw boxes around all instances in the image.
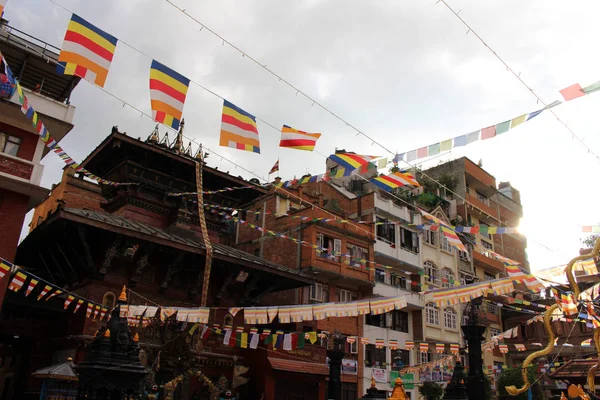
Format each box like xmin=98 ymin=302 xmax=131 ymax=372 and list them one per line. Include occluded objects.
xmin=9 ymin=0 xmax=600 ymax=270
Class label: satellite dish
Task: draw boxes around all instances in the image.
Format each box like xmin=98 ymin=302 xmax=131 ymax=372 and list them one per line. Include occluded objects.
xmin=249 ymin=178 xmax=260 ymax=184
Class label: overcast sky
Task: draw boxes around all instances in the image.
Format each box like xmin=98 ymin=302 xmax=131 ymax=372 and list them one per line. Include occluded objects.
xmin=9 ymin=0 xmax=600 ymax=272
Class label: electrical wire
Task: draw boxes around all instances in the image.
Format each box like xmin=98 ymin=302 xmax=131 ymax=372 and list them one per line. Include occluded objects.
xmin=36 ymin=0 xmax=568 ymax=264
xmin=437 ymin=0 xmax=600 ymax=163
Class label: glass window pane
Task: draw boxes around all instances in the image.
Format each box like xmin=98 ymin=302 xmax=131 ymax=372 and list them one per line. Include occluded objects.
xmin=3 ymin=141 xmax=18 ymax=156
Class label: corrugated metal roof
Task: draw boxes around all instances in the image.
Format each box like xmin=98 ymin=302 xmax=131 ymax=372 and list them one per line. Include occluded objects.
xmin=62 ymin=207 xmax=312 ymax=281
xmin=268 ymin=357 xmax=329 ymax=376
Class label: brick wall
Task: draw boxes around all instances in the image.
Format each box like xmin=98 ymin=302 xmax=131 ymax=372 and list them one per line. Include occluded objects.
xmin=0 ymin=188 xmax=28 ymax=262
xmin=0 ymin=121 xmax=38 ymax=162
xmin=31 ymin=168 xmax=105 ymax=231
xmin=236 ymin=186 xmax=372 ymax=351
xmin=0 ymin=188 xmax=30 ymax=311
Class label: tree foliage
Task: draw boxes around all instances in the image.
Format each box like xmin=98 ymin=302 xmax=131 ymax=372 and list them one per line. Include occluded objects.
xmin=419 ymin=381 xmax=444 ymax=400
xmin=496 ymin=366 xmax=542 ymax=400
xmin=583 ymin=234 xmax=599 ymax=249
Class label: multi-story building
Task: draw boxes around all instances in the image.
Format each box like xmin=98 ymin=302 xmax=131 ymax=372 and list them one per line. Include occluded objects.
xmin=423 ymin=157 xmax=527 ymax=384
xmin=0 ymin=20 xmax=79 ymax=308
xmin=361 ymin=190 xmax=423 ymax=399
xmin=236 ymin=178 xmax=375 ymax=399
xmin=419 ymin=206 xmax=462 ymax=384
xmin=8 ymin=126 xmax=315 ymax=399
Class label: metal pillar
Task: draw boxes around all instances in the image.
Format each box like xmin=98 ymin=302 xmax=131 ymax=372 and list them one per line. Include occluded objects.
xmin=327 ymin=331 xmax=345 ymax=400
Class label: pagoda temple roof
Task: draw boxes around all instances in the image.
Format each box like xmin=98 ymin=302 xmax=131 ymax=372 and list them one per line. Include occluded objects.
xmin=19 ymin=206 xmax=314 ymax=287
xmin=79 ymin=128 xmax=267 ymax=204
xmin=549 ymin=358 xmax=600 ymax=382
xmin=32 ymin=359 xmax=78 ymax=381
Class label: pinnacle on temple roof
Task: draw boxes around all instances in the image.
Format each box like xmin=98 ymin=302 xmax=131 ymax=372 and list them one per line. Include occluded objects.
xmin=147 ymin=125 xmax=160 ymax=144
xmin=171 ymin=119 xmax=185 ymax=153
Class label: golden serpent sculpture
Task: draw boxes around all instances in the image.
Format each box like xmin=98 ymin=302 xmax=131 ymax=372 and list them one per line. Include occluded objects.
xmin=505 ymin=303 xmax=559 ymax=396
xmin=564 ymin=238 xmax=600 ymax=392
xmin=504 ymin=238 xmax=600 ymax=396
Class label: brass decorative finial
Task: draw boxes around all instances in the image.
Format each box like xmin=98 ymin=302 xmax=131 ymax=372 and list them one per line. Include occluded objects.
xmin=148 ymin=125 xmax=160 ymax=143
xmin=184 ymin=142 xmax=193 ymax=157
xmin=104 ymin=329 xmax=111 ymax=338
xmin=118 ymin=285 xmax=127 ymax=302
xmin=171 ymin=119 xmax=185 ymax=153
xmin=133 ymin=333 xmax=139 ymax=342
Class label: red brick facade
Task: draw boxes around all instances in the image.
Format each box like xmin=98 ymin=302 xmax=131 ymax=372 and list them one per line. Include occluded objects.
xmin=236 ymin=183 xmax=375 ymax=394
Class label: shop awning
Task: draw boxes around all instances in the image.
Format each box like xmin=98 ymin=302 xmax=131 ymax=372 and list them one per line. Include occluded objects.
xmin=268 ymin=357 xmax=329 ymax=376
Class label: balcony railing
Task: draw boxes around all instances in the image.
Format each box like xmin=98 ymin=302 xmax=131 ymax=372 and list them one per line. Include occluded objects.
xmin=467 ymin=187 xmax=490 ymax=206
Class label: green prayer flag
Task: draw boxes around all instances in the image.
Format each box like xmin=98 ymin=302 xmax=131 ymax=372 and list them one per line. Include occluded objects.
xmin=297 ymin=334 xmax=305 ymax=349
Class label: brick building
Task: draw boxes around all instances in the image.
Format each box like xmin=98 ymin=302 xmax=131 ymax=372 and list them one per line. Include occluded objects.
xmin=0 ymin=20 xmax=79 ymax=301
xmin=423 ymin=157 xmax=528 ymax=389
xmin=236 ymin=176 xmax=376 ymax=399
xmin=8 ymin=126 xmax=316 ymax=399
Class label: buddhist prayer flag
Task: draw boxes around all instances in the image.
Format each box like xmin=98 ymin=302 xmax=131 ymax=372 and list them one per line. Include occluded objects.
xmin=499 ymin=344 xmax=508 ymax=354
xmin=440 ymin=226 xmax=467 ymax=252
xmin=58 ymin=14 xmax=118 ymax=87
xmin=327 ymin=153 xmax=379 ymax=172
xmin=370 ymin=171 xmax=420 ymax=192
xmin=389 ymin=339 xmax=399 ymax=350
xmin=361 ymin=337 xmax=370 ymax=345
xmin=559 ymin=83 xmax=585 ymax=101
xmin=581 ymin=339 xmax=592 ymax=347
xmin=25 ymin=278 xmax=38 ymax=297
xmin=0 ymin=259 xmax=11 ymax=279
xmin=419 ymin=343 xmax=429 ymax=353
xmin=74 ymin=299 xmax=84 ymax=313
xmin=201 ymin=324 xmax=210 ymax=339
xmin=93 ymin=305 xmax=100 ymax=319
xmin=86 ymin=302 xmax=93 ymax=318
xmin=223 ymin=328 xmax=232 ymax=346
xmin=149 ymin=60 xmax=190 ymax=130
xmin=375 ymin=338 xmax=385 ymax=349
xmin=220 ymin=100 xmax=260 ymax=153
xmin=46 ymin=289 xmax=62 ymax=301
xmin=63 ymin=295 xmax=75 ymax=309
xmin=515 ymin=344 xmax=526 ymax=352
xmin=405 ymin=341 xmax=414 ymax=350
xmin=269 ymin=159 xmax=279 ymax=175
xmin=100 ymin=307 xmax=108 ymax=320
xmin=279 ymin=125 xmax=321 ymax=151
xmin=450 ymin=344 xmax=459 ymax=354
xmin=436 ymin=343 xmax=445 ymax=353
xmin=505 ymin=264 xmax=523 ymax=278
xmin=37 ymin=285 xmax=51 ymax=301
xmin=283 ymin=334 xmax=293 ymax=350
xmin=7 ymin=272 xmax=26 ymax=292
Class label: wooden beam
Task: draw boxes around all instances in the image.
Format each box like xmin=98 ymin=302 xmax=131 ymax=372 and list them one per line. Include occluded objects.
xmin=54 ymin=241 xmax=78 ymax=280
xmin=159 ymin=252 xmax=185 ymax=293
xmin=129 ymin=244 xmax=155 ymax=286
xmin=37 ymin=254 xmax=57 ymax=284
xmin=214 ymin=271 xmax=237 ymax=305
xmin=45 ymin=248 xmax=67 ymax=285
xmin=99 ymin=236 xmax=122 ymax=275
xmin=76 ymin=225 xmax=96 ymax=277
xmin=240 ymin=274 xmax=260 ymax=305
